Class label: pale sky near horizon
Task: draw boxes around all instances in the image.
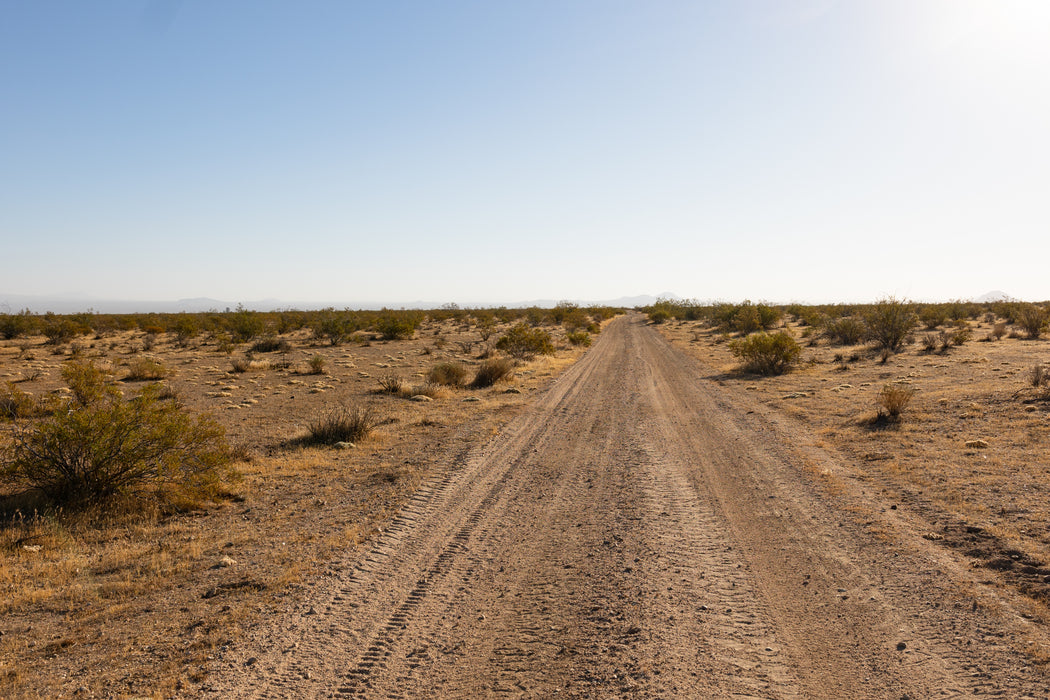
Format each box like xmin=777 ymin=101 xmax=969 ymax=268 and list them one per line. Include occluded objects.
xmin=2 ymin=0 xmax=1048 ymax=307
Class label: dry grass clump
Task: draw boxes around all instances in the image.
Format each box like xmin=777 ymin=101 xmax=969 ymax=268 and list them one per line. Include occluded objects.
xmin=874 ymin=383 xmax=915 ymax=423
xmin=303 ymin=404 xmax=378 ymax=445
xmin=377 ymin=374 xmax=407 ymax=395
xmin=470 ymin=358 xmax=514 ymax=388
xmin=306 ymin=354 xmax=327 ymax=375
xmin=124 ymin=357 xmax=168 ymax=381
xmin=427 ymin=362 xmax=468 ymax=387
xmin=0 ymin=383 xmax=41 ymax=420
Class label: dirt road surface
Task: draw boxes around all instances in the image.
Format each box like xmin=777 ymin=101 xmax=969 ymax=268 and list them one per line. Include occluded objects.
xmin=211 ymin=315 xmax=1048 ymax=698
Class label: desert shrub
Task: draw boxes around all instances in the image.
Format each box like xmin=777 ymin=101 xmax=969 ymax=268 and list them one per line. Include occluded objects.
xmin=2 ymin=380 xmax=230 ymax=506
xmin=306 ymin=354 xmax=327 ymax=375
xmin=428 ymin=362 xmax=468 ymax=387
xmin=227 ymin=305 xmax=265 ymax=343
xmin=470 ymin=358 xmax=514 ymax=388
xmin=496 ymin=323 xmax=554 ymax=360
xmin=42 ymin=316 xmax=81 ymax=345
xmin=648 ymin=307 xmax=672 ymax=324
xmin=729 ymin=331 xmax=802 ymax=376
xmin=823 ymin=316 xmax=866 ymax=345
xmin=250 ymin=336 xmax=291 ymax=353
xmin=991 ymin=322 xmax=1008 ymax=340
xmin=230 ymin=357 xmax=251 ymax=373
xmin=566 ymin=331 xmax=592 ymax=347
xmin=1029 ymin=364 xmax=1047 ymax=388
xmin=170 ymin=315 xmax=199 ymax=346
xmin=304 ymin=404 xmax=377 ymax=445
xmin=1015 ymin=303 xmax=1048 ymax=339
xmin=313 ymin=312 xmax=358 ymax=346
xmin=864 ymin=298 xmax=917 ymax=352
xmin=0 ymin=310 xmax=35 ymax=339
xmin=125 ymin=357 xmax=167 ymax=381
xmin=0 ymin=383 xmax=40 ymax=420
xmin=63 ymin=361 xmax=116 ymax=406
xmin=374 ymin=312 xmax=423 ymax=340
xmin=948 ymin=322 xmax=972 ymax=346
xmin=875 ymin=384 xmax=915 ymax=422
xmin=378 ymin=374 xmax=407 ymax=395
xmin=919 ymin=305 xmax=948 ymax=329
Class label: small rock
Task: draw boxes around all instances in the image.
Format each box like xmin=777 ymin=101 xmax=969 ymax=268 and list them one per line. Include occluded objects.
xmin=334 ymin=441 xmax=356 ymax=450
xmin=462 ymin=397 xmax=480 ymax=402
xmin=245 ymin=656 xmax=258 ymax=666
xmin=965 ymin=439 xmax=989 ymax=449
xmin=218 ymin=556 xmax=237 ymax=568
xmin=410 ymin=394 xmax=433 ymax=402
xmin=625 ymin=625 xmax=642 ymax=635
xmin=21 ymin=544 xmax=42 ymax=553
xmin=896 ymin=641 xmax=907 ymax=651
xmin=503 ymin=387 xmax=522 ymax=394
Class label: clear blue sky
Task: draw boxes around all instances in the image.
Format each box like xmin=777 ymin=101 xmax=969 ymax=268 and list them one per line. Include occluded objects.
xmin=2 ymin=0 xmax=1048 ymax=307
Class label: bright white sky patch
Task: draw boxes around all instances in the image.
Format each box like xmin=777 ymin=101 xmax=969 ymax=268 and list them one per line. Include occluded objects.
xmin=0 ymin=1 xmax=1047 ymax=308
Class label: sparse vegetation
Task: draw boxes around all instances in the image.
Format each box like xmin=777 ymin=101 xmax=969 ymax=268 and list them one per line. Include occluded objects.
xmin=303 ymin=404 xmax=378 ymax=445
xmin=566 ymin=331 xmax=592 ymax=347
xmin=496 ymin=323 xmax=555 ymax=360
xmin=428 ymin=362 xmax=468 ymax=387
xmin=2 ymin=364 xmax=231 ymax=506
xmin=729 ymin=331 xmax=802 ymax=376
xmin=307 ymin=354 xmax=327 ymax=375
xmin=471 ymin=358 xmax=514 ymax=388
xmin=1014 ymin=303 xmax=1048 ymax=339
xmin=125 ymin=357 xmax=168 ymax=381
xmin=864 ymin=297 xmax=917 ymax=353
xmin=874 ymin=383 xmax=915 ymax=423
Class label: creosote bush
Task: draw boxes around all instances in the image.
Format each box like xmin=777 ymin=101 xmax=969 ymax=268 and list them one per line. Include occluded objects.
xmin=496 ymin=323 xmax=554 ymax=360
xmin=304 ymin=404 xmax=378 ymax=445
xmin=566 ymin=331 xmax=592 ymax=347
xmin=470 ymin=358 xmax=514 ymax=388
xmin=1015 ymin=303 xmax=1048 ymax=339
xmin=2 ymin=363 xmax=231 ymax=506
xmin=864 ymin=297 xmax=917 ymax=353
xmin=729 ymin=331 xmax=802 ymax=376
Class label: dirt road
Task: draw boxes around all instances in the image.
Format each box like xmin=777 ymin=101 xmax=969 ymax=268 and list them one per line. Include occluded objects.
xmin=213 ymin=315 xmax=1048 ymax=698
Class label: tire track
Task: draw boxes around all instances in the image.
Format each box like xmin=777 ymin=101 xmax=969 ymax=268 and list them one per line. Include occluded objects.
xmin=213 ymin=315 xmax=1050 ymax=699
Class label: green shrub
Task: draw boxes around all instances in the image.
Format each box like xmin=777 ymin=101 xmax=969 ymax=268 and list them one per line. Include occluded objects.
xmin=729 ymin=331 xmax=802 ymax=376
xmin=170 ymin=315 xmax=199 ymax=346
xmin=228 ymin=305 xmax=264 ymax=343
xmin=0 ymin=383 xmax=40 ymax=420
xmin=42 ymin=316 xmax=81 ymax=345
xmin=495 ymin=323 xmax=554 ymax=359
xmin=3 ymin=376 xmax=230 ymax=506
xmin=125 ymin=357 xmax=167 ymax=381
xmin=566 ymin=331 xmax=592 ymax=347
xmin=864 ymin=297 xmax=917 ymax=352
xmin=470 ymin=358 xmax=514 ymax=388
xmin=304 ymin=404 xmax=377 ymax=445
xmin=250 ymin=336 xmax=291 ymax=353
xmin=0 ymin=310 xmax=35 ymax=340
xmin=1015 ymin=303 xmax=1048 ymax=339
xmin=427 ymin=362 xmax=468 ymax=387
xmin=648 ymin=308 xmax=672 ymax=324
xmin=822 ymin=316 xmax=866 ymax=345
xmin=374 ymin=312 xmax=423 ymax=340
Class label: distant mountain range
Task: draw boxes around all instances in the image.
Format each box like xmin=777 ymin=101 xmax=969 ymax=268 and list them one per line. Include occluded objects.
xmin=0 ymin=291 xmax=1023 ymax=314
